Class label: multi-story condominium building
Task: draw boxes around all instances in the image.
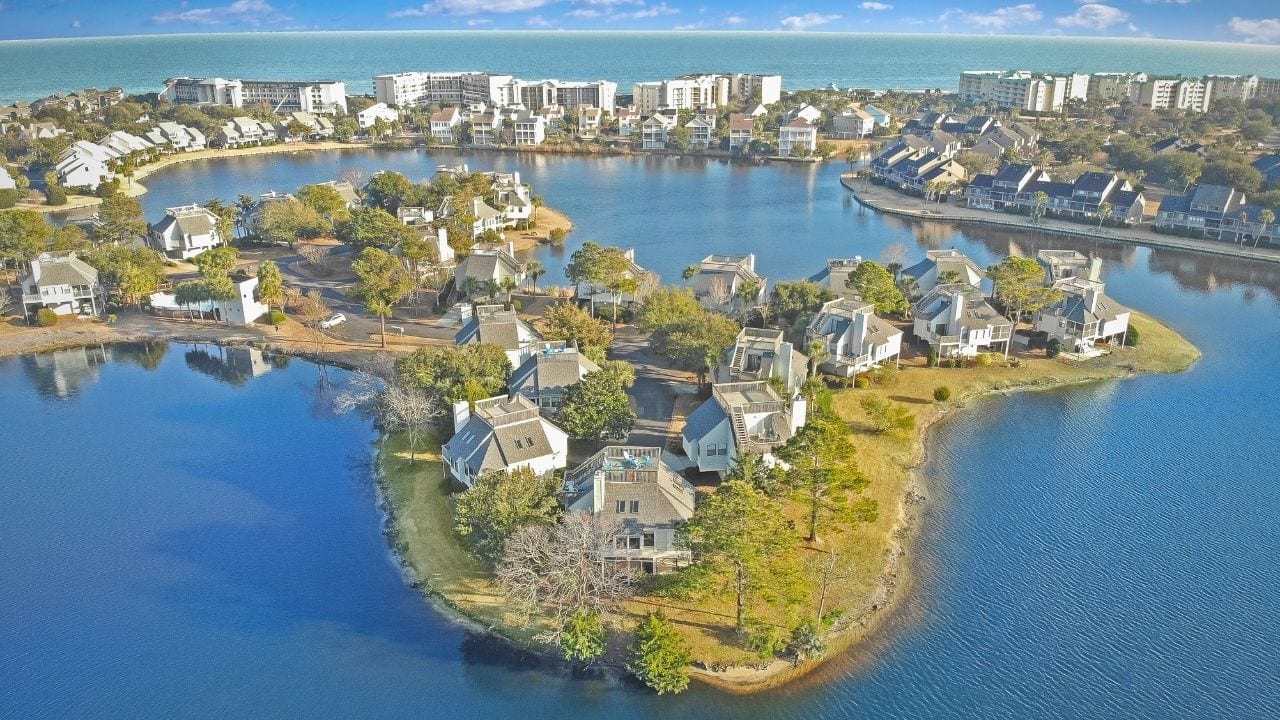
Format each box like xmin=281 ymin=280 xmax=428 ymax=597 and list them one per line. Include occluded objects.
xmin=1086 ymin=72 xmax=1147 ymax=102
xmin=726 ymin=73 xmax=782 ymax=106
xmin=777 ymin=118 xmax=818 ymax=156
xmin=164 ymin=77 xmax=346 ymax=114
xmin=682 ymin=381 xmax=807 ymax=476
xmin=20 ymin=252 xmax=104 ymax=320
xmin=1205 ymin=74 xmax=1259 ymax=104
xmin=805 ymin=298 xmax=903 ymax=377
xmin=373 ymin=71 xmax=515 ymax=108
xmin=1257 ymin=77 xmax=1280 ymax=99
xmin=148 ymin=205 xmax=223 ymax=260
xmin=564 ymin=446 xmax=697 ymax=574
xmin=959 ymin=70 xmax=1069 ymax=112
xmin=632 ymin=75 xmax=720 ymax=114
xmin=499 ymin=79 xmax=617 ymax=114
xmin=1130 ymin=77 xmax=1210 ymax=112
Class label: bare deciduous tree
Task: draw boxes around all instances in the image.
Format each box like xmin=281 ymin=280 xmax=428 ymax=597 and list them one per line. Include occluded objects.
xmin=298 ymin=244 xmax=332 ymax=276
xmin=496 ymin=512 xmax=637 ymax=626
xmin=335 ymin=365 xmax=442 ymax=463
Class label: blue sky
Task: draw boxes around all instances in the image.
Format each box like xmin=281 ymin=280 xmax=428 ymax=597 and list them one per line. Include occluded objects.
xmin=0 ymin=0 xmax=1277 ymax=43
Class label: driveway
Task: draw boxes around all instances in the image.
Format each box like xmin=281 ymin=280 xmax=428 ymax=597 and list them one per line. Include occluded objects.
xmin=611 ymin=327 xmax=697 ymax=449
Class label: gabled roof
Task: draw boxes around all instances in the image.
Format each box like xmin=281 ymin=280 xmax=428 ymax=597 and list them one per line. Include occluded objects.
xmin=25 ymin=252 xmax=98 ymax=287
xmin=454 ymin=306 xmax=539 ymax=350
xmin=1072 ymin=171 xmax=1119 ymax=195
xmin=681 ymin=396 xmax=727 ymax=443
xmin=443 ymin=395 xmax=564 ymax=477
xmin=566 ymin=447 xmax=695 ymax=531
xmin=509 ymin=343 xmax=600 ymax=396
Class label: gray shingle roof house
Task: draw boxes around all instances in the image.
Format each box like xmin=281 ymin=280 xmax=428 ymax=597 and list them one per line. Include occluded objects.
xmin=804 ymin=298 xmax=903 ymax=377
xmin=910 ymin=284 xmax=1012 ymax=358
xmin=1034 ymin=273 xmax=1131 ymax=352
xmin=443 ymin=394 xmax=569 ymax=488
xmin=901 ymin=249 xmax=986 ymax=295
xmin=1036 ymin=250 xmax=1092 ymax=284
xmin=688 ymin=253 xmax=767 ymax=315
xmin=564 ymin=446 xmax=696 ymax=573
xmin=454 ymin=304 xmax=543 ymax=368
xmin=508 ymin=342 xmax=600 ymax=411
xmin=20 ymin=252 xmax=103 ymax=320
xmin=454 ymin=241 xmax=525 ymax=294
xmin=1155 ymin=184 xmax=1277 ymax=245
xmin=148 ymin=204 xmax=223 ymax=260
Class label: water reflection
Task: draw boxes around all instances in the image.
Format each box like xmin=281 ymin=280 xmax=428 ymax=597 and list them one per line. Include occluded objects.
xmin=21 ymin=344 xmax=110 ymax=399
xmin=182 ymin=344 xmax=274 ymax=386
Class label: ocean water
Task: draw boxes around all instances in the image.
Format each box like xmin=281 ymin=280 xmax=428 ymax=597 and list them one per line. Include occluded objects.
xmin=8 ymin=151 xmax=1280 ymax=718
xmin=3 ymin=31 xmax=1280 ymax=104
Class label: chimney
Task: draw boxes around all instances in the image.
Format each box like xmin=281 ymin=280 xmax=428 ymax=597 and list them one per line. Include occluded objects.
xmin=852 ymin=308 xmax=869 ymax=345
xmin=1087 ymin=256 xmax=1103 ymax=282
xmin=1084 ymin=284 xmax=1100 ymax=314
xmin=790 ymin=394 xmax=808 ymax=434
xmin=948 ymin=290 xmax=966 ymax=332
xmin=452 ymin=400 xmax=470 ymax=433
xmin=592 ymin=470 xmax=606 ymax=514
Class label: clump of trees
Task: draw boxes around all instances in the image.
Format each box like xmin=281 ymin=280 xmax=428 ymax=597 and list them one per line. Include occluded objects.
xmin=845 ymin=260 xmax=908 ymax=316
xmin=556 ymin=363 xmax=637 ymax=442
xmin=627 ymin=613 xmax=691 ymax=694
xmin=395 ymin=344 xmax=512 ymax=404
xmin=639 ymin=287 xmax=740 ymax=383
xmin=859 ymin=395 xmax=916 ymax=439
xmin=455 ymin=466 xmax=561 ymax=565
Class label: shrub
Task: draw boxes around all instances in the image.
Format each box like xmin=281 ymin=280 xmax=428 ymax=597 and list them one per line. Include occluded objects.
xmin=860 ymin=395 xmax=916 ymax=439
xmin=973 ymin=352 xmax=995 ymax=367
xmin=1124 ymin=324 xmax=1140 ymax=347
xmin=45 ymin=185 xmax=68 ymax=206
xmin=927 ymin=350 xmax=939 ymax=368
xmin=933 ymin=386 xmax=952 ymax=402
xmin=266 ymin=310 xmax=287 ymax=324
xmin=36 ymin=308 xmax=59 ymax=327
xmin=559 ymin=610 xmax=606 ymax=662
xmin=1046 ymin=338 xmax=1062 ymax=358
xmin=853 ymin=375 xmax=871 ymax=389
xmin=0 ymin=188 xmax=17 ymax=209
xmin=597 ymin=304 xmax=632 ymax=323
xmin=547 ymin=227 xmax=567 ymax=244
xmin=789 ymin=619 xmax=828 ymax=661
xmin=743 ymin=619 xmax=787 ymax=659
xmin=627 ymin=612 xmax=691 ymax=694
xmin=955 ymin=357 xmax=969 ymax=369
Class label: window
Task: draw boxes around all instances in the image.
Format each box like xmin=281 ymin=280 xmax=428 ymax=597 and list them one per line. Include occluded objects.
xmin=616 ymin=500 xmax=626 ymax=513
xmin=643 ymin=533 xmax=655 ymax=548
xmin=629 ymin=501 xmax=640 ymax=514
xmin=628 ymin=536 xmax=641 ymax=550
xmin=513 ymin=438 xmax=524 ymax=449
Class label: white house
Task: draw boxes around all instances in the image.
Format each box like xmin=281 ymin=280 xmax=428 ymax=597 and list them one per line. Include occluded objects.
xmin=99 ymin=130 xmax=154 ymax=158
xmin=901 ymin=249 xmax=986 ymax=296
xmin=564 ymin=446 xmax=696 ymax=573
xmin=20 ymin=252 xmax=104 ymax=320
xmin=641 ymin=113 xmax=676 ymax=150
xmin=144 ymin=122 xmax=207 ymax=152
xmin=55 ymin=140 xmax=117 ymax=190
xmin=514 ymin=111 xmax=546 ymax=146
xmin=508 ymin=342 xmax=600 ymax=412
xmin=1036 ymin=250 xmax=1091 ymax=284
xmin=685 ymin=115 xmax=715 ymax=148
xmin=911 ymin=284 xmax=1013 ymax=357
xmin=454 ymin=303 xmax=542 ymax=368
xmin=356 ymin=102 xmax=400 ymax=130
xmin=148 ymin=204 xmax=223 ymax=259
xmin=784 ymin=104 xmax=822 ymax=124
xmin=805 ymin=298 xmax=903 ymax=377
xmin=688 ymin=253 xmax=767 ymax=315
xmin=616 ymin=107 xmax=641 ymax=137
xmin=575 ymin=247 xmax=657 ymax=309
xmin=778 ymin=118 xmax=818 ymax=156
xmin=215 ymin=117 xmax=277 ymax=148
xmin=430 ymin=107 xmax=462 ymax=144
xmin=397 ymin=206 xmax=454 ymax=264
xmin=578 ymin=105 xmax=602 ymax=138
xmin=681 ymin=381 xmax=806 ymax=476
xmin=468 ymin=112 xmax=501 ymax=146
xmin=864 ymin=104 xmax=892 ymax=128
xmin=148 ymin=272 xmax=268 ymax=326
xmin=714 ymin=327 xmax=808 ymax=394
xmin=453 ymin=242 xmax=525 ymax=297
xmin=442 ymin=394 xmax=569 ymax=488
xmin=1034 ymin=273 xmax=1131 ymax=353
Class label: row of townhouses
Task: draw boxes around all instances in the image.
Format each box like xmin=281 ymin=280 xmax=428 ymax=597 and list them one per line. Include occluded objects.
xmin=54 ymin=123 xmax=206 ymax=189
xmin=959 ymin=70 xmax=1280 ymax=113
xmin=965 ymin=164 xmax=1148 ymax=225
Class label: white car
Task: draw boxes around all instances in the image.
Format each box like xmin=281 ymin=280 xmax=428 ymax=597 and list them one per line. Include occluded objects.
xmin=319 ymin=313 xmax=346 ymax=329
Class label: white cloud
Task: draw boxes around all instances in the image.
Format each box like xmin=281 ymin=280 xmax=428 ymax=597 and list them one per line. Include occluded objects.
xmin=566 ymin=7 xmax=602 ymax=17
xmin=391 ymin=0 xmax=551 ymax=17
xmin=674 ymin=21 xmax=703 ymax=28
xmin=71 ymin=19 xmax=81 ymax=27
xmin=603 ymin=1 xmax=678 ymax=19
xmin=858 ymin=2 xmax=893 ymax=10
xmin=526 ymin=13 xmax=554 ymax=25
xmin=465 ymin=17 xmax=491 ymax=24
xmin=940 ymin=4 xmax=1041 ymax=30
xmin=780 ymin=12 xmax=840 ymax=30
xmin=1227 ymin=16 xmax=1280 ymax=43
xmin=152 ymin=0 xmax=290 ymax=25
xmin=723 ymin=13 xmax=746 ymax=24
xmin=1055 ymin=3 xmax=1128 ymax=30
xmin=1143 ymin=0 xmax=1192 ymax=4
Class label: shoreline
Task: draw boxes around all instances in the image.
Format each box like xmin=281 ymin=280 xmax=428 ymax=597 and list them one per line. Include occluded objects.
xmin=841 ymin=174 xmax=1280 ymax=266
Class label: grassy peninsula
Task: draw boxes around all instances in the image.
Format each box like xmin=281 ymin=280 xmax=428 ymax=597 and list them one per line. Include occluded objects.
xmin=378 ymin=311 xmax=1198 ymax=692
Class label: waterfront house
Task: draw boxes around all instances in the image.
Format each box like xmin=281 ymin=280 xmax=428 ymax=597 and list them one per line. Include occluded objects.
xmin=147 ymin=271 xmax=267 ymax=325
xmin=808 ymin=257 xmax=863 ymax=296
xmin=831 ymin=107 xmax=874 ymax=139
xmin=685 ymin=115 xmax=715 ymax=148
xmin=641 ymin=113 xmax=676 ymax=150
xmin=777 ymin=118 xmax=818 ymax=156
xmin=100 ymin=130 xmax=155 ymax=159
xmin=513 ymin=111 xmax=546 ymax=146
xmin=453 ymin=243 xmax=526 ymax=297
xmin=430 ymin=107 xmax=462 ymax=144
xmin=688 ymin=253 xmax=767 ymax=315
xmin=966 ymin=165 xmax=1146 ymax=225
xmin=681 ymin=381 xmax=807 ymax=476
xmin=242 ymin=191 xmax=296 ymax=236
xmin=575 ymin=247 xmax=658 ymax=308
xmin=1155 ymin=184 xmax=1277 ymax=245
xmin=1034 ymin=276 xmax=1131 ymax=352
xmin=870 ymin=135 xmax=966 ymax=193
xmin=280 ymin=111 xmax=334 ymax=139
xmin=714 ymin=327 xmax=808 ymax=394
xmin=55 ymin=140 xmax=116 ymax=190
xmin=454 ymin=304 xmax=542 ymax=368
xmin=485 ymin=171 xmax=534 ymax=228
xmin=357 ymin=102 xmax=400 ymax=130
xmin=315 ymin=179 xmax=361 ymax=209
xmin=901 ymin=249 xmax=985 ymax=295
xmin=728 ymin=113 xmax=754 ymax=152
xmin=616 ymin=106 xmax=641 ymax=137
xmin=468 ymin=112 xmax=500 ymax=146
xmin=443 ymin=394 xmax=569 ymax=488
xmin=564 ymin=446 xmax=696 ymax=573
xmin=1037 ymin=250 xmax=1092 ymax=284
xmin=911 ymin=284 xmax=1012 ymax=357
xmin=783 ymin=104 xmax=822 ymax=124
xmin=144 ymin=122 xmax=207 ymax=153
xmin=804 ymin=298 xmax=903 ymax=376
xmin=20 ymin=252 xmax=104 ymax=320
xmin=215 ymin=117 xmax=277 ymax=148
xmin=864 ymin=104 xmax=892 ymax=128
xmin=148 ymin=205 xmax=223 ymax=260
xmin=578 ymin=105 xmax=601 ymax=138
xmin=965 ymin=163 xmax=1050 ymax=210
xmin=508 ymin=342 xmax=600 ymax=412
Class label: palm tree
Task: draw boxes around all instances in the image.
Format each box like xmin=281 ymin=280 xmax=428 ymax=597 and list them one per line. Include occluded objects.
xmin=1255 ymin=209 xmax=1275 ymax=249
xmin=1032 ymin=191 xmax=1049 ymax=224
xmin=1097 ymin=202 xmax=1113 ymax=231
xmin=526 ymin=260 xmax=545 ymax=292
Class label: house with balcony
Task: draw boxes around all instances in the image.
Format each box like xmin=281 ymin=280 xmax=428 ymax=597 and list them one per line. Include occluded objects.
xmin=143 ymin=122 xmax=207 ymax=153
xmin=965 ymin=163 xmax=1049 ymax=210
xmin=55 ymin=140 xmax=117 ymax=190
xmin=214 ymin=116 xmax=277 ymax=148
xmin=468 ymin=112 xmax=500 ymax=146
xmin=1155 ymin=184 xmax=1278 ymax=245
xmin=968 ymin=166 xmax=1147 ymax=225
xmin=714 ymin=327 xmax=808 ymax=394
xmin=443 ymin=394 xmax=568 ymax=488
xmin=513 ymin=111 xmax=546 ymax=146
xmin=831 ymin=107 xmax=874 ymax=139
xmin=688 ymin=253 xmax=767 ymax=315
xmin=430 ymin=107 xmax=461 ymax=144
xmin=778 ymin=118 xmax=817 ymax=156
xmin=682 ymin=381 xmax=807 ymax=476
xmin=805 ymin=298 xmax=903 ymax=377
xmin=356 ymin=102 xmax=400 ymax=130
xmin=147 ymin=271 xmax=267 ymax=326
xmin=911 ymin=284 xmax=1013 ymax=357
xmin=578 ymin=105 xmax=601 ymax=138
xmin=242 ymin=190 xmax=296 ymax=236
xmin=641 ymin=113 xmax=676 ymax=150
xmin=728 ymin=113 xmax=754 ymax=152
xmin=564 ymin=446 xmax=696 ymax=573
xmin=454 ymin=303 xmax=542 ymax=368
xmin=148 ymin=204 xmax=223 ymax=260
xmin=20 ymin=252 xmax=104 ymax=320
xmin=454 ymin=241 xmax=526 ymax=297
xmin=685 ymin=115 xmax=715 ymax=147
xmin=617 ymin=106 xmax=641 ymax=137
xmin=808 ymin=257 xmax=863 ymax=296
xmin=870 ymin=136 xmax=966 ymax=194
xmin=1036 ymin=250 xmax=1091 ymax=284
xmin=575 ymin=247 xmax=658 ymax=308
xmin=1034 ymin=277 xmax=1131 ymax=352
xmin=508 ymin=342 xmax=600 ymax=412
xmin=901 ymin=249 xmax=986 ymax=295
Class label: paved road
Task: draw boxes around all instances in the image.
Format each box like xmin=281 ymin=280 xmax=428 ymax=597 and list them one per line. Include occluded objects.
xmin=611 ymin=327 xmax=697 ymax=449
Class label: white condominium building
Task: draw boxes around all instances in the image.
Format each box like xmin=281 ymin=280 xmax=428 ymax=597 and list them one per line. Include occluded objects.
xmin=164 ymin=77 xmax=347 ymax=114
xmin=1130 ymin=77 xmax=1210 ymax=113
xmin=958 ymin=70 xmax=1073 ymax=113
xmin=373 ymin=72 xmax=515 ymax=108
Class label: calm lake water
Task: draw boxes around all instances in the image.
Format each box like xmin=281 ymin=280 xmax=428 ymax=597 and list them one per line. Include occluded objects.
xmin=8 ymin=150 xmax=1280 ymax=718
xmin=3 ymin=32 xmax=1280 ymax=103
